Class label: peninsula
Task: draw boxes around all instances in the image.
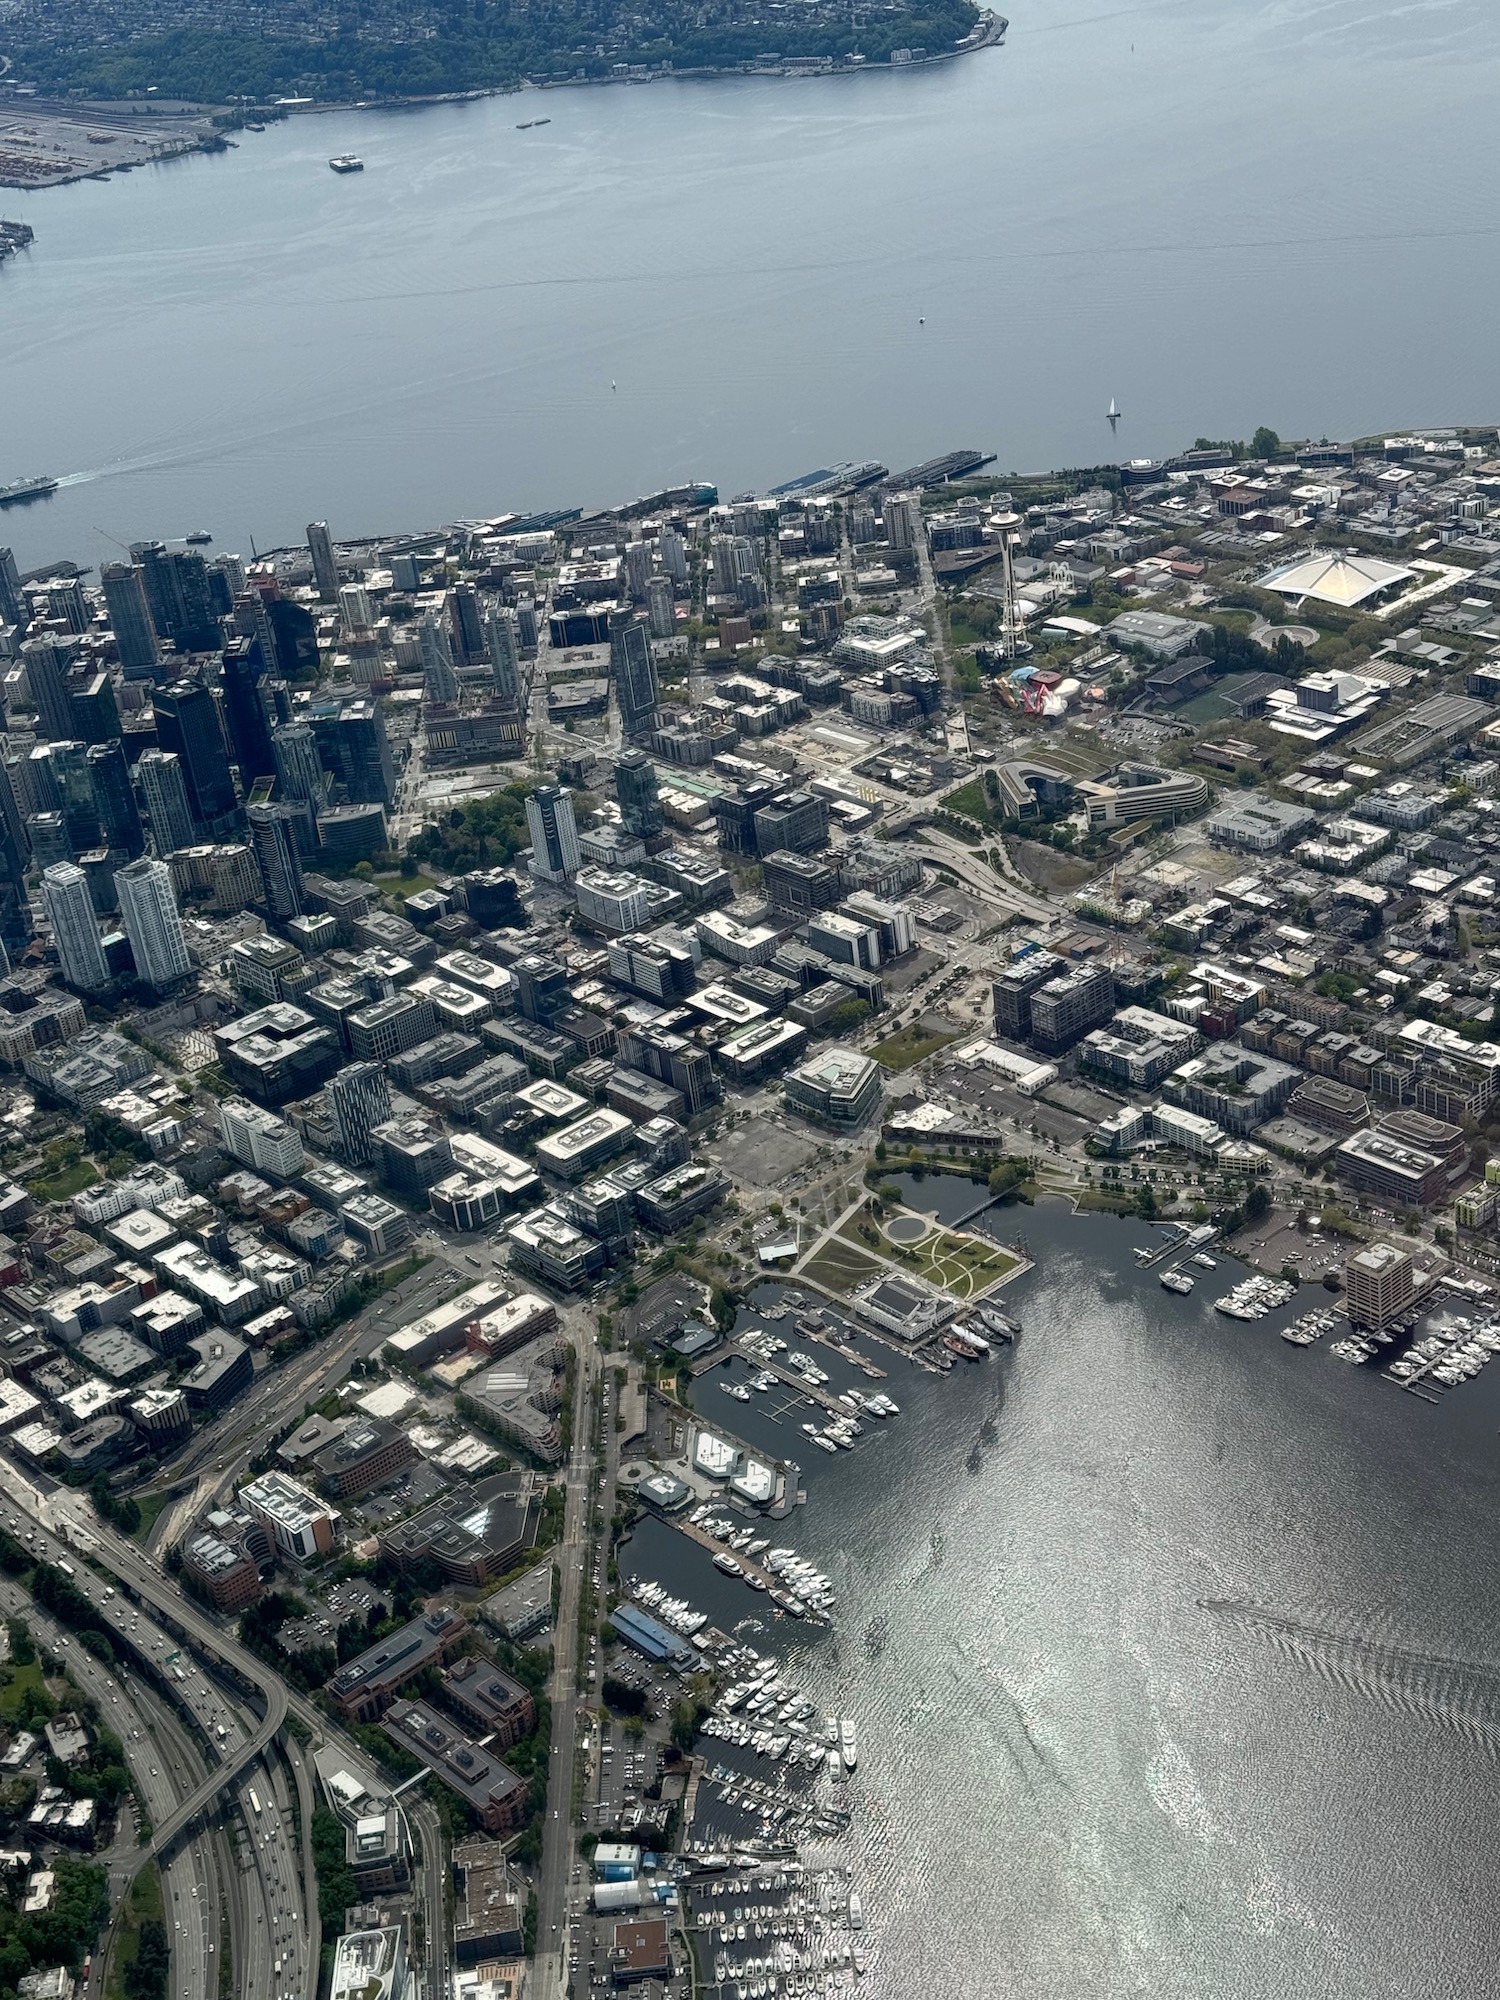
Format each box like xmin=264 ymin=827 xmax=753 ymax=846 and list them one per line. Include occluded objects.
xmin=1 ymin=0 xmax=999 ymax=109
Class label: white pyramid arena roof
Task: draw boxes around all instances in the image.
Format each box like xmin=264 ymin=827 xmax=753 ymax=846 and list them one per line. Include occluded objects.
xmin=1261 ymin=550 xmax=1413 ymax=607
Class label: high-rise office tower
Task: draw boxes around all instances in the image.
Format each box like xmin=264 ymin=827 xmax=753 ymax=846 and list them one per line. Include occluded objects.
xmin=307 ymin=521 xmax=339 ymax=601
xmin=623 ymin=541 xmax=653 ymax=602
xmin=130 ymin=542 xmax=220 ymax=652
xmin=26 ymin=812 xmax=72 ymax=871
xmin=210 ymin=551 xmax=247 ymax=598
xmin=20 ymin=634 xmax=78 ymax=741
xmin=272 ymin=722 xmax=327 ymax=808
xmin=0 ymin=548 xmax=22 ymax=629
xmin=327 ymin=1061 xmax=392 ymax=1165
xmin=610 ymin=610 xmax=659 ymax=738
xmin=45 ymin=577 xmax=88 ymax=634
xmin=172 ymin=548 xmax=222 ymax=650
xmin=311 ymin=699 xmax=395 ymax=807
xmin=646 ymin=575 xmax=676 ymax=641
xmin=658 ymin=527 xmax=688 ymax=584
xmin=220 ymin=637 xmax=277 ymax=784
xmin=22 ymin=744 xmax=61 ymax=819
xmin=0 ymin=754 xmax=29 ymax=870
xmin=525 ymin=784 xmax=581 ymax=884
xmin=135 ymin=749 xmax=197 ymax=857
xmin=42 ymin=742 xmax=103 ymax=856
xmin=420 ymin=614 xmax=459 ymax=703
xmin=246 ymin=802 xmax=305 ymax=918
xmin=390 ymin=552 xmax=422 ymax=593
xmin=152 ymin=679 xmax=236 ymax=826
xmin=882 ymin=493 xmax=920 ymax=550
xmin=614 ymin=748 xmax=664 ymax=840
xmin=0 ymin=808 xmax=28 ymax=966
xmin=451 ymin=584 xmax=485 ymax=663
xmin=41 ymin=861 xmax=108 ymax=990
xmin=231 ymin=589 xmax=282 ymax=679
xmin=338 ymin=584 xmax=374 ymax=635
xmin=485 ymin=604 xmax=520 ymax=702
xmin=115 ymin=855 xmax=191 ymax=989
xmin=87 ymin=742 xmax=145 ymax=857
xmin=515 ymin=599 xmax=538 ymax=651
xmin=101 ymin=562 xmax=160 ymax=674
xmin=131 ymin=541 xmax=178 ymax=642
xmin=66 ymin=669 xmax=121 ymax=746
xmin=513 ymin=952 xmax=570 ymax=1023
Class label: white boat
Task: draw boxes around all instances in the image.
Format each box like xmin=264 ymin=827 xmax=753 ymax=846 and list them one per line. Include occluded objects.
xmin=813 ymin=1435 xmax=838 ymax=1454
xmin=720 ymin=1381 xmax=752 ymax=1402
xmin=714 ymin=1553 xmax=744 ymax=1576
xmin=839 ymin=1718 xmax=857 ymax=1769
xmin=1190 ymin=1253 xmax=1217 ymax=1270
xmin=1159 ymin=1270 xmax=1194 ymax=1295
xmin=329 ymin=154 xmax=364 ymax=172
xmin=0 ymin=474 xmax=57 ymax=507
xmin=848 ymin=1894 xmax=863 ymax=1930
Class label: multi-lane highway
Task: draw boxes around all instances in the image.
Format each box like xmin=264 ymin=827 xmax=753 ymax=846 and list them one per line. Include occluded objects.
xmin=0 ymin=1468 xmax=312 ymax=2000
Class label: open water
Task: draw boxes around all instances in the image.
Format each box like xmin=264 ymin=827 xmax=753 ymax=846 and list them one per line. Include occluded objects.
xmin=5 ymin=0 xmax=1500 ymax=570
xmin=636 ymin=1196 xmax=1500 ymax=1998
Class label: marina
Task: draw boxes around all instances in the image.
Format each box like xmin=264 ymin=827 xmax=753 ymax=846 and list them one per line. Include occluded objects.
xmin=609 ymin=1199 xmax=1500 ymax=1999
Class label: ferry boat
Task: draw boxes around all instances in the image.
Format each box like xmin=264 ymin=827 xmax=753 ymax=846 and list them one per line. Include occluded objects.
xmin=1159 ymin=1269 xmax=1195 ymax=1295
xmin=328 ymin=155 xmax=364 ymax=173
xmin=184 ymin=528 xmax=213 ymax=543
xmin=0 ymin=475 xmax=58 ymax=507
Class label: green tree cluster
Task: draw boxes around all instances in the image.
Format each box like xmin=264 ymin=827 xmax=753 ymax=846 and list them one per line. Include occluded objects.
xmin=10 ymin=0 xmax=980 ymax=103
xmin=0 ymin=1857 xmax=108 ymax=1990
xmin=406 ymin=782 xmax=538 ymax=876
xmin=124 ymin=1918 xmax=169 ymax=2000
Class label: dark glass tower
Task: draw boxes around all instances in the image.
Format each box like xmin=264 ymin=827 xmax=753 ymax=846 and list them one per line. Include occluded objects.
xmin=87 ymin=742 xmax=145 ymax=858
xmin=20 ymin=635 xmax=78 ymax=742
xmin=101 ymin=562 xmax=160 ymax=674
xmin=220 ymin=637 xmax=277 ymax=784
xmin=614 ymin=748 xmax=664 ymax=840
xmin=66 ymin=670 xmax=121 ymax=746
xmin=609 ymin=610 xmax=660 ymax=738
xmin=152 ymin=678 xmax=236 ymax=826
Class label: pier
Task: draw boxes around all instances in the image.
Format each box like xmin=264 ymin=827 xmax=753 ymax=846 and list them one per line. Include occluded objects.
xmin=668 ymin=1515 xmax=785 ymax=1593
xmin=693 ymin=1343 xmax=879 ymax=1417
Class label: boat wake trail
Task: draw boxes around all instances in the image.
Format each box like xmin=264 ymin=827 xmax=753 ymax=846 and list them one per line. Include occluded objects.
xmin=1203 ymin=1598 xmax=1500 ymax=1752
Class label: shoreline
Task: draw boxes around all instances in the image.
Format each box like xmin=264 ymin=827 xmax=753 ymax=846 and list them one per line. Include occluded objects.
xmin=0 ymin=10 xmax=1006 ymax=191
